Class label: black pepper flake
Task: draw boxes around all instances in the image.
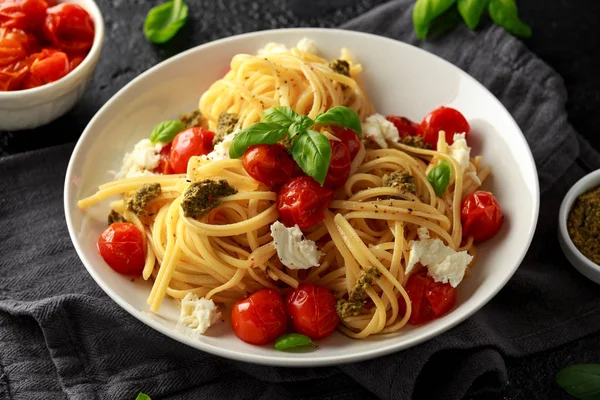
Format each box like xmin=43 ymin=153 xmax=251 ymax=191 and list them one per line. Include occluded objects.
xmin=408 ymin=208 xmax=413 ymax=212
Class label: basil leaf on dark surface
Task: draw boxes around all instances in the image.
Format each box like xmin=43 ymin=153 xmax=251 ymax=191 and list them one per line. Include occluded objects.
xmin=262 ymin=106 xmax=300 ymax=128
xmin=457 ymin=0 xmax=489 ymax=29
xmin=149 ymin=120 xmax=185 ymax=143
xmin=228 ymin=123 xmax=288 ymax=158
xmin=314 ymin=106 xmax=362 ymax=136
xmin=289 ymin=115 xmax=314 ymax=136
xmin=274 ymin=333 xmax=316 ymax=351
xmin=488 ymin=0 xmax=532 ymax=38
xmin=135 ymin=393 xmax=152 ymax=400
xmin=556 ymin=364 xmax=600 ymax=400
xmin=144 ymin=0 xmax=189 ymax=44
xmin=427 ymin=160 xmax=452 ymax=196
xmin=291 ymin=130 xmax=332 ymax=185
xmin=412 ymin=0 xmax=457 ymax=40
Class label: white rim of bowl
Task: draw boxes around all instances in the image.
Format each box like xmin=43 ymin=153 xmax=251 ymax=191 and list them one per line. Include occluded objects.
xmin=64 ymin=28 xmax=540 ymax=366
xmin=0 ymin=0 xmax=104 ymax=101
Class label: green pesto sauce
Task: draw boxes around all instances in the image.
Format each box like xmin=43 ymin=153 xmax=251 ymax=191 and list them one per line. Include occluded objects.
xmin=383 ymin=170 xmax=417 ymax=195
xmin=400 ymin=135 xmax=432 ymax=150
xmin=328 ymin=59 xmax=350 ymax=77
xmin=335 ymin=267 xmax=381 ymax=319
xmin=215 ymin=112 xmax=239 ymax=144
xmin=127 ymin=183 xmax=162 ymax=216
xmin=181 ymin=179 xmax=237 ymax=219
xmin=179 ymin=109 xmax=204 ymax=129
xmin=567 ymin=185 xmax=600 ymax=265
xmin=107 ymin=209 xmax=126 ymax=225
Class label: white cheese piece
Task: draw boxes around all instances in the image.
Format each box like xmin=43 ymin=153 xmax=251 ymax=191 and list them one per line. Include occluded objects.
xmin=270 ymin=221 xmax=323 ymax=270
xmin=362 ymin=113 xmax=400 ymax=149
xmin=406 ymin=229 xmax=473 ymax=287
xmin=449 ymin=133 xmax=470 ymax=171
xmin=296 ymin=37 xmax=317 ymax=54
xmin=257 ymin=42 xmax=288 ymax=55
xmin=115 ymin=139 xmax=163 ymax=180
xmin=206 ymin=131 xmax=238 ymax=161
xmin=417 ymin=227 xmax=430 ymax=240
xmin=177 ymin=293 xmax=222 ymax=339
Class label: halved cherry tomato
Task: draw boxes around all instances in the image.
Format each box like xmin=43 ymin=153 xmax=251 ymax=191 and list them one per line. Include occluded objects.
xmin=0 ymin=59 xmax=28 ymax=90
xmin=329 ymin=126 xmax=361 ymax=159
xmin=400 ymin=270 xmax=456 ymax=325
xmin=29 ymin=48 xmax=69 ymax=83
xmin=418 ymin=106 xmax=470 ymax=147
xmin=68 ymin=52 xmax=85 ymax=70
xmin=169 ymin=127 xmax=215 ymax=174
xmin=242 ymin=144 xmax=295 ymax=188
xmin=0 ymin=27 xmax=40 ymax=53
xmin=286 ymin=284 xmax=339 ymax=340
xmin=324 ymin=139 xmax=351 ymax=190
xmin=153 ymin=142 xmax=173 ymax=175
xmin=277 ymin=176 xmax=333 ymax=230
xmin=386 ymin=115 xmax=419 ymax=139
xmin=231 ymin=289 xmax=288 ymax=345
xmin=97 ymin=222 xmax=145 ymax=276
xmin=0 ymin=0 xmax=48 ymax=31
xmin=43 ymin=3 xmax=94 ymax=53
xmin=0 ymin=33 xmax=27 ymax=66
xmin=461 ymin=191 xmax=503 ymax=243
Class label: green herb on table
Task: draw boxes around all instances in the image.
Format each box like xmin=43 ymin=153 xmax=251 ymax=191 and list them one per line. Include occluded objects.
xmin=135 ymin=393 xmax=152 ymax=400
xmin=144 ymin=0 xmax=189 ymax=44
xmin=413 ymin=0 xmax=531 ymax=40
xmin=427 ymin=160 xmax=452 ymax=196
xmin=149 ymin=120 xmax=185 ymax=143
xmin=228 ymin=105 xmax=361 ymax=186
xmin=556 ymin=364 xmax=600 ymax=399
xmin=274 ymin=333 xmax=316 ymax=351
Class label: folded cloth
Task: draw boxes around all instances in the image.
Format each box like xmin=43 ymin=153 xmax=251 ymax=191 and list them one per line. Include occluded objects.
xmin=1 ymin=1 xmax=600 ymax=399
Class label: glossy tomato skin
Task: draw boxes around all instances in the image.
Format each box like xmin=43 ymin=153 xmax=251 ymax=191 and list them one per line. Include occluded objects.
xmin=418 ymin=106 xmax=470 ymax=147
xmin=401 ymin=270 xmax=456 ymax=325
xmin=330 ymin=126 xmax=361 ymax=159
xmin=231 ymin=289 xmax=288 ymax=345
xmin=153 ymin=142 xmax=173 ymax=174
xmin=286 ymin=284 xmax=339 ymax=340
xmin=169 ymin=127 xmax=215 ymax=174
xmin=0 ymin=0 xmax=48 ymax=30
xmin=97 ymin=222 xmax=145 ymax=276
xmin=43 ymin=3 xmax=94 ymax=53
xmin=242 ymin=144 xmax=295 ymax=188
xmin=29 ymin=48 xmax=69 ymax=83
xmin=461 ymin=191 xmax=503 ymax=243
xmin=324 ymin=139 xmax=351 ymax=190
xmin=0 ymin=59 xmax=28 ymax=90
xmin=0 ymin=31 xmax=28 ymax=67
xmin=277 ymin=177 xmax=334 ymax=230
xmin=386 ymin=115 xmax=419 ymax=139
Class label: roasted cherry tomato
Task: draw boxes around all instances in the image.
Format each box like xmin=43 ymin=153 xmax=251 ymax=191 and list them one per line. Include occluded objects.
xmin=324 ymin=139 xmax=351 ymax=190
xmin=386 ymin=115 xmax=419 ymax=139
xmin=0 ymin=32 xmax=27 ymax=66
xmin=43 ymin=3 xmax=94 ymax=53
xmin=0 ymin=0 xmax=48 ymax=30
xmin=153 ymin=142 xmax=173 ymax=174
xmin=169 ymin=127 xmax=215 ymax=174
xmin=231 ymin=289 xmax=288 ymax=345
xmin=329 ymin=126 xmax=361 ymax=159
xmin=242 ymin=144 xmax=295 ymax=188
xmin=97 ymin=222 xmax=145 ymax=276
xmin=277 ymin=176 xmax=334 ymax=230
xmin=418 ymin=106 xmax=470 ymax=147
xmin=400 ymin=270 xmax=456 ymax=325
xmin=68 ymin=52 xmax=85 ymax=70
xmin=286 ymin=284 xmax=339 ymax=340
xmin=0 ymin=59 xmax=28 ymax=90
xmin=29 ymin=48 xmax=69 ymax=83
xmin=461 ymin=190 xmax=503 ymax=243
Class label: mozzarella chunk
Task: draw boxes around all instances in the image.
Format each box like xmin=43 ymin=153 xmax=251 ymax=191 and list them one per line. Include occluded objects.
xmin=258 ymin=42 xmax=288 ymax=55
xmin=206 ymin=131 xmax=237 ymax=161
xmin=270 ymin=221 xmax=323 ymax=270
xmin=296 ymin=37 xmax=317 ymax=53
xmin=116 ymin=139 xmax=163 ymax=179
xmin=177 ymin=293 xmax=222 ymax=339
xmin=362 ymin=113 xmax=400 ymax=149
xmin=449 ymin=133 xmax=470 ymax=171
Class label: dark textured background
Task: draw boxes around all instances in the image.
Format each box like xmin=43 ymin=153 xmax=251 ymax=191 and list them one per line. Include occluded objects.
xmin=1 ymin=0 xmax=599 ymax=399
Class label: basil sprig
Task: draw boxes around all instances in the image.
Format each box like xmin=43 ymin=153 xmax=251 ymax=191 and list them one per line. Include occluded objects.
xmin=274 ymin=333 xmax=316 ymax=351
xmin=427 ymin=160 xmax=452 ymax=196
xmin=143 ymin=0 xmax=189 ymax=44
xmin=228 ymin=106 xmax=361 ymax=185
xmin=149 ymin=120 xmax=185 ymax=144
xmin=413 ymin=0 xmax=531 ymax=40
xmin=556 ymin=364 xmax=600 ymax=400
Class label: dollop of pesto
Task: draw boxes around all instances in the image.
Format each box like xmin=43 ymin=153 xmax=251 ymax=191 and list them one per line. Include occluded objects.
xmin=215 ymin=112 xmax=239 ymax=144
xmin=567 ymin=185 xmax=600 ymax=265
xmin=181 ymin=179 xmax=237 ymax=219
xmin=107 ymin=210 xmax=126 ymax=225
xmin=127 ymin=183 xmax=162 ymax=216
xmin=335 ymin=267 xmax=381 ymax=319
xmin=328 ymin=59 xmax=350 ymax=77
xmin=400 ymin=135 xmax=432 ymax=150
xmin=179 ymin=109 xmax=203 ymax=129
xmin=383 ymin=170 xmax=417 ymax=195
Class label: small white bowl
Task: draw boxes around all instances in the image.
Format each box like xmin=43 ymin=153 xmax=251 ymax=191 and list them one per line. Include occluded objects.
xmin=0 ymin=0 xmax=104 ymax=131
xmin=559 ymin=169 xmax=600 ymax=284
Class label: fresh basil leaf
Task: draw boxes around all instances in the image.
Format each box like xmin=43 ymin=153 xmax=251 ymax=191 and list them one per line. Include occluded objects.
xmin=289 ymin=115 xmax=314 ymax=136
xmin=556 ymin=364 xmax=600 ymax=400
xmin=412 ymin=0 xmax=457 ymax=40
xmin=228 ymin=123 xmax=288 ymax=159
xmin=457 ymin=0 xmax=489 ymax=29
xmin=427 ymin=160 xmax=452 ymax=196
xmin=291 ymin=130 xmax=332 ymax=186
xmin=314 ymin=106 xmax=362 ymax=136
xmin=143 ymin=0 xmax=189 ymax=44
xmin=488 ymin=0 xmax=532 ymax=38
xmin=136 ymin=393 xmax=152 ymax=400
xmin=427 ymin=5 xmax=462 ymax=39
xmin=149 ymin=120 xmax=185 ymax=144
xmin=275 ymin=333 xmax=316 ymax=351
xmin=261 ymin=106 xmax=299 ymax=128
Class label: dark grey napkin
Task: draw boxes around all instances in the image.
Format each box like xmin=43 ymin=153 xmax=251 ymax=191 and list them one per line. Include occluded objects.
xmin=2 ymin=1 xmax=600 ymax=399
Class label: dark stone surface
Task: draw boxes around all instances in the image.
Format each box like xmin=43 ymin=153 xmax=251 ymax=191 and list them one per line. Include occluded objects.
xmin=1 ymin=0 xmax=599 ymax=399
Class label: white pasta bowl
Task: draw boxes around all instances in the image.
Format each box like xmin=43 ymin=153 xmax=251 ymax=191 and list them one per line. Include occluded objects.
xmin=64 ymin=28 xmax=539 ymax=366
